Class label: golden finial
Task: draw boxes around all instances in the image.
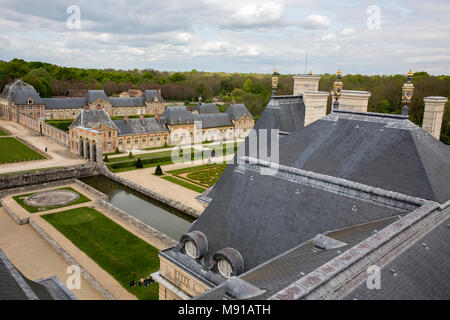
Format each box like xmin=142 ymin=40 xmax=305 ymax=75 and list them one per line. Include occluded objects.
xmin=407 ymin=69 xmax=413 ymax=77
xmin=272 ymin=69 xmax=280 ymax=96
xmin=309 ymin=70 xmax=313 ymax=75
xmin=337 ymin=69 xmax=342 ymax=77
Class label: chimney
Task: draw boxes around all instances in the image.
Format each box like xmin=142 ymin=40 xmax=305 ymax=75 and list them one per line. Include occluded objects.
xmin=155 ymin=113 xmax=160 ymax=124
xmin=331 ymin=90 xmax=371 ymax=112
xmin=303 ymin=92 xmax=329 ymax=126
xmin=293 ymin=73 xmax=320 ymax=95
xmin=124 ymin=115 xmax=129 ymax=124
xmin=139 ymin=114 xmax=145 ymax=124
xmin=422 ymin=96 xmax=448 ymax=139
xmin=158 ymin=89 xmax=162 ymax=95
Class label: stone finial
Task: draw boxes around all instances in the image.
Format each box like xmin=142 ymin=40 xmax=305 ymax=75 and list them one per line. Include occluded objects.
xmin=272 ymin=69 xmax=280 ymax=96
xmin=401 ymin=69 xmax=414 ymax=116
xmin=332 ymin=69 xmax=343 ymax=111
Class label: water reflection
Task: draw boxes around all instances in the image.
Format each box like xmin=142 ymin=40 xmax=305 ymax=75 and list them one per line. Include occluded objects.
xmin=79 ymin=175 xmax=195 ymax=240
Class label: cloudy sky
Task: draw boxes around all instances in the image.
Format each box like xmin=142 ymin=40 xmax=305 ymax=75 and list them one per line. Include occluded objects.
xmin=0 ymin=0 xmax=449 ymax=75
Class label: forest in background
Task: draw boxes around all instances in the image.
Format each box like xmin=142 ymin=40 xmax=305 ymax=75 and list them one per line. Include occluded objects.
xmin=1 ymin=58 xmax=449 ymax=144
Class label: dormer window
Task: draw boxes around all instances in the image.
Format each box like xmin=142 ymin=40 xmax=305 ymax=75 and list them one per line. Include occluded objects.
xmin=217 ymin=259 xmax=232 ymax=278
xmin=27 ymin=98 xmax=33 ymax=104
xmin=184 ymin=241 xmax=198 ymax=259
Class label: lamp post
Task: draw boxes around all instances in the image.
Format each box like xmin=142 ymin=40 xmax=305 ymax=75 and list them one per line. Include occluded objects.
xmin=401 ymin=70 xmax=414 ymax=116
xmin=272 ymin=69 xmax=280 ymax=96
xmin=332 ymin=69 xmax=343 ymax=111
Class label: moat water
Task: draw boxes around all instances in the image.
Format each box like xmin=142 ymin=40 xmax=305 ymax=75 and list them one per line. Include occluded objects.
xmin=79 ymin=175 xmax=195 ymax=240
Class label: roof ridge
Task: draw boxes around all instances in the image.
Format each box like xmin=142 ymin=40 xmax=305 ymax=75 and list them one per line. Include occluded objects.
xmin=240 ymin=156 xmax=426 ymax=210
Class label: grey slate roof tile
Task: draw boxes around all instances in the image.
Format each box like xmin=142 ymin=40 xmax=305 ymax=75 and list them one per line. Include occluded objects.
xmin=41 ymin=97 xmax=86 ymax=109
xmin=113 ymin=118 xmax=168 ymax=135
xmin=345 ymin=213 xmax=450 ymax=300
xmin=198 ymin=103 xmax=220 ymax=114
xmin=226 ymin=104 xmax=254 ymax=120
xmin=194 ymin=113 xmax=233 ymax=128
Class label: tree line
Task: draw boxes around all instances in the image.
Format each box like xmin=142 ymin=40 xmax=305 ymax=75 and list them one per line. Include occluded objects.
xmin=1 ymin=59 xmax=449 ymax=144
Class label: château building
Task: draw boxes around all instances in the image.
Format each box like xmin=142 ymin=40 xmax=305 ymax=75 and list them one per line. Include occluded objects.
xmin=67 ymin=101 xmax=254 ymax=159
xmin=153 ymin=70 xmax=450 ymax=300
xmin=0 ymin=79 xmax=165 ymax=120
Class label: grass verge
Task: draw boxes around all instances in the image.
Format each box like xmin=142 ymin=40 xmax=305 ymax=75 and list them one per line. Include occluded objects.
xmin=161 ymin=175 xmax=206 ymax=193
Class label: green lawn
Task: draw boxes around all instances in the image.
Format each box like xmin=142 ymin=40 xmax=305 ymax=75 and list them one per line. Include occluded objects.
xmin=13 ymin=187 xmax=91 ymax=213
xmin=45 ymin=120 xmax=73 ymax=132
xmin=167 ymin=164 xmax=227 ymax=188
xmin=161 ymin=176 xmax=207 ymax=193
xmin=0 ymin=137 xmax=46 ymax=163
xmin=42 ymin=207 xmax=160 ymax=300
xmin=0 ymin=129 xmax=9 ymax=136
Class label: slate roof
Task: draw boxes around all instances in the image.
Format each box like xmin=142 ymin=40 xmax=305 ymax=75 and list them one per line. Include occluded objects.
xmin=162 ymin=106 xmax=194 ymax=125
xmin=143 ymin=90 xmax=164 ymax=102
xmin=194 ymin=113 xmax=233 ymax=129
xmin=41 ymin=98 xmax=86 ymax=109
xmin=187 ymin=164 xmax=409 ymax=273
xmin=161 ymin=95 xmax=450 ymax=300
xmin=198 ymin=103 xmax=220 ymax=114
xmin=253 ymin=95 xmax=305 ymax=135
xmin=113 ymin=118 xmax=168 ymax=135
xmin=195 ymin=216 xmax=399 ymax=300
xmin=85 ymin=90 xmax=109 ymax=103
xmin=1 ymin=79 xmax=43 ymax=104
xmin=226 ymin=104 xmax=254 ymax=120
xmin=70 ymin=108 xmax=118 ymax=130
xmin=0 ymin=249 xmax=76 ymax=300
xmin=109 ymin=97 xmax=144 ymax=107
xmin=278 ymin=110 xmax=450 ymax=203
xmin=345 ymin=212 xmax=450 ymax=300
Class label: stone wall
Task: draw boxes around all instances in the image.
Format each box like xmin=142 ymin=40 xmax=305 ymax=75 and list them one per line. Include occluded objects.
xmin=0 ymin=164 xmax=100 ymax=191
xmin=41 ymin=121 xmax=70 ymax=147
xmin=17 ymin=112 xmax=40 ymax=132
xmin=99 ymin=165 xmax=202 ymax=218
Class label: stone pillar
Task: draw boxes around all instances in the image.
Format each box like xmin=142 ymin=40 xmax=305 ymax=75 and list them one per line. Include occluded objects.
xmin=89 ymin=141 xmax=95 ymax=162
xmin=331 ymin=90 xmax=371 ymax=112
xmin=293 ymin=74 xmax=321 ymax=95
xmin=78 ymin=139 xmax=83 ymax=157
xmin=303 ymin=91 xmax=329 ymax=126
xmin=422 ymin=96 xmax=448 ymax=140
xmin=96 ymin=141 xmax=103 ymax=164
xmin=83 ymin=140 xmax=89 ymax=159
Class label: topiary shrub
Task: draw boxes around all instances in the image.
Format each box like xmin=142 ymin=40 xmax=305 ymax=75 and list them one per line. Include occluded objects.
xmin=128 ymin=151 xmax=133 ymax=158
xmin=135 ymin=158 xmax=143 ymax=168
xmin=115 ymin=147 xmax=120 ymax=154
xmin=155 ymin=164 xmax=163 ymax=176
xmin=103 ymin=155 xmax=109 ymax=162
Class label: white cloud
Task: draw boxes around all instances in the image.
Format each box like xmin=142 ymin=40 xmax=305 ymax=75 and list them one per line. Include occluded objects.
xmin=223 ymin=2 xmax=285 ymax=29
xmin=301 ymin=14 xmax=331 ymax=29
xmin=176 ymin=32 xmax=193 ymax=43
xmin=320 ymin=33 xmax=337 ymax=42
xmin=340 ymin=28 xmax=356 ymax=36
